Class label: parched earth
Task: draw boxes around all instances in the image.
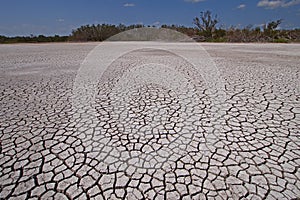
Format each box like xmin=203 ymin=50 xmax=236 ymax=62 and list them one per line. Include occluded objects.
xmin=0 ymin=42 xmax=299 ymax=199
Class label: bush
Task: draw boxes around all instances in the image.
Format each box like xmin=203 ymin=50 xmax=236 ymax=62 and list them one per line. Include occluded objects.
xmin=273 ymin=38 xmax=289 ymax=43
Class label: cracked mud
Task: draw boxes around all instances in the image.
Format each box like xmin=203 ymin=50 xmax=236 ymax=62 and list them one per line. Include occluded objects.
xmin=0 ymin=42 xmax=299 ymax=199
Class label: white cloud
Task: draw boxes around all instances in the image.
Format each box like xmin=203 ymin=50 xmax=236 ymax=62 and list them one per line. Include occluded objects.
xmin=153 ymin=21 xmax=160 ymax=26
xmin=282 ymin=0 xmax=300 ymax=7
xmin=124 ymin=3 xmax=135 ymax=7
xmin=257 ymin=0 xmax=283 ymax=8
xmin=257 ymin=0 xmax=300 ymax=9
xmin=57 ymin=19 xmax=64 ymax=22
xmin=237 ymin=4 xmax=246 ymax=9
xmin=184 ymin=0 xmax=206 ymax=3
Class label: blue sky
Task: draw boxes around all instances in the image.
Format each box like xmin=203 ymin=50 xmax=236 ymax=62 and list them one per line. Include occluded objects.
xmin=0 ymin=0 xmax=299 ymax=36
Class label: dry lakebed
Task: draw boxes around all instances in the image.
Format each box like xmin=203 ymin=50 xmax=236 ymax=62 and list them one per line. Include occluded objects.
xmin=0 ymin=42 xmax=299 ymax=199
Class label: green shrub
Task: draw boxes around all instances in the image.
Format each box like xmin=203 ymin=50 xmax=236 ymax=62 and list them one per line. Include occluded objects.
xmin=273 ymin=38 xmax=289 ymax=43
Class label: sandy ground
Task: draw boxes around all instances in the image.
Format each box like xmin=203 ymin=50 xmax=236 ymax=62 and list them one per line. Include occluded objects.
xmin=0 ymin=42 xmax=299 ymax=199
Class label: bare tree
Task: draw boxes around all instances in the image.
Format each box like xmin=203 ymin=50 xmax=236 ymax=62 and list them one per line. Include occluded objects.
xmin=264 ymin=19 xmax=283 ymax=41
xmin=193 ymin=10 xmax=219 ymax=39
xmin=266 ymin=19 xmax=282 ymax=31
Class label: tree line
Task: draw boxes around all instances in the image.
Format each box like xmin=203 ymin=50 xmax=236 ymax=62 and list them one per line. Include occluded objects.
xmin=192 ymin=11 xmax=300 ymax=42
xmin=0 ymin=35 xmax=69 ymax=44
xmin=1 ymin=11 xmax=299 ymax=43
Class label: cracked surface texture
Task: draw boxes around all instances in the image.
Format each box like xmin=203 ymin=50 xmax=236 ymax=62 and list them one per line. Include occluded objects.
xmin=0 ymin=42 xmax=300 ymax=199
